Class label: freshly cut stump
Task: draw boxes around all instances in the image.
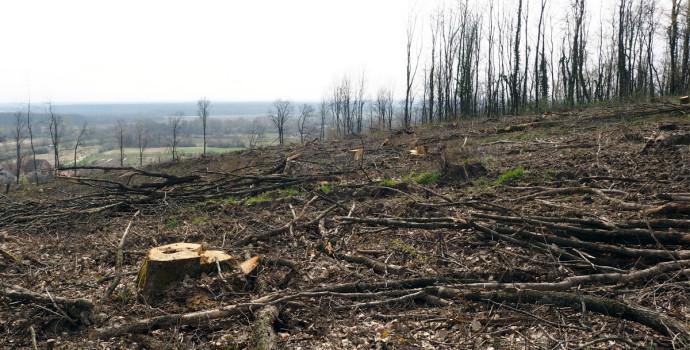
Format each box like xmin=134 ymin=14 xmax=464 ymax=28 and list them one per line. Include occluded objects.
xmin=136 ymin=243 xmax=204 ymax=296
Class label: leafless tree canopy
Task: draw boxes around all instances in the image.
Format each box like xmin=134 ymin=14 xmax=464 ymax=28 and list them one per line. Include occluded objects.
xmin=72 ymin=123 xmax=88 ymax=176
xmin=168 ymin=113 xmax=183 ymax=161
xmin=270 ymin=99 xmax=292 ymax=145
xmin=246 ymin=119 xmax=265 ymax=150
xmin=13 ymin=112 xmax=25 ymax=185
xmin=135 ymin=121 xmax=148 ymax=167
xmin=197 ymin=98 xmax=211 ymax=157
xmin=47 ymin=102 xmax=63 ymax=172
xmin=297 ymin=104 xmax=314 ymax=144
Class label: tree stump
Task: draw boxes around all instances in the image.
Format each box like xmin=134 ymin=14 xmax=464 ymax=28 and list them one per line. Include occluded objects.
xmin=680 ymin=96 xmax=689 ymax=104
xmin=136 ymin=243 xmax=235 ymax=297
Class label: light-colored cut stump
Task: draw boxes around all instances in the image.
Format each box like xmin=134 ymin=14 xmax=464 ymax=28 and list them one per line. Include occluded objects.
xmin=680 ymin=96 xmax=690 ymax=104
xmin=136 ymin=243 xmax=203 ymax=296
xmin=349 ymin=148 xmax=364 ymax=161
xmin=409 ymin=145 xmax=427 ymax=156
xmin=200 ymin=250 xmax=235 ymax=273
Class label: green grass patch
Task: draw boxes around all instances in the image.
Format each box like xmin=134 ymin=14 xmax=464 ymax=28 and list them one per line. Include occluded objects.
xmin=496 ymin=167 xmax=525 ymax=185
xmin=317 ymin=183 xmax=333 ymax=194
xmin=245 ymin=193 xmax=271 ymax=206
xmin=224 ymin=197 xmax=239 ymax=206
xmin=405 ymin=171 xmax=442 ymax=185
xmin=165 ymin=217 xmax=179 ymax=229
xmin=191 ymin=215 xmax=209 ymax=225
xmin=277 ymin=187 xmax=300 ymax=197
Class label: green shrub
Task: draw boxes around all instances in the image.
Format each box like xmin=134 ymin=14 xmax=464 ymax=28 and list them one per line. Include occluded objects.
xmin=496 ymin=167 xmax=525 ymax=185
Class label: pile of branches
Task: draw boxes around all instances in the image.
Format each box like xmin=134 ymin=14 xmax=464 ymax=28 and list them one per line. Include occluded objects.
xmin=0 ymin=163 xmax=345 ymax=230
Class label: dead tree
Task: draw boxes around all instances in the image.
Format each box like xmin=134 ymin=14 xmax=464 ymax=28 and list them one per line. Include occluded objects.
xmin=534 ymin=0 xmax=547 ymax=110
xmin=13 ymin=112 xmax=25 ymax=185
xmin=26 ymin=101 xmax=39 ymax=185
xmin=682 ymin=0 xmax=690 ymax=92
xmin=168 ymin=113 xmax=183 ymax=161
xmin=669 ymin=0 xmax=682 ymax=94
xmin=116 ymin=120 xmax=126 ymax=167
xmin=47 ymin=102 xmax=62 ymax=172
xmin=135 ymin=121 xmax=148 ymax=167
xmin=73 ymin=123 xmax=88 ymax=176
xmin=197 ymin=98 xmax=211 ymax=157
xmin=319 ymin=99 xmax=328 ymax=140
xmin=404 ymin=17 xmax=420 ymax=127
xmin=297 ymin=104 xmax=314 ymax=144
xmin=270 ymin=100 xmax=291 ymax=145
xmin=246 ymin=119 xmax=264 ymax=150
xmin=511 ymin=0 xmax=523 ymax=114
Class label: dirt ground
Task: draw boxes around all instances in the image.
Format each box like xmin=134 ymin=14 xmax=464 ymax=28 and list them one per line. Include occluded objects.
xmin=1 ymin=103 xmax=690 ymax=349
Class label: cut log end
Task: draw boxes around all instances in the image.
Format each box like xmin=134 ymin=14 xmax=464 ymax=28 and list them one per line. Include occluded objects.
xmin=136 ymin=243 xmax=235 ymax=297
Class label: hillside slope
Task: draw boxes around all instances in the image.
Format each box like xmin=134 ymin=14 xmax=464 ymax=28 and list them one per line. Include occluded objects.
xmin=1 ymin=103 xmax=690 ymax=349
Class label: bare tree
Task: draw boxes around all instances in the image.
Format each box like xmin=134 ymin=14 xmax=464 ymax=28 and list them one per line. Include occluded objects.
xmin=404 ymin=17 xmax=421 ymax=128
xmin=47 ymin=102 xmax=62 ymax=172
xmin=26 ymin=101 xmax=39 ymax=185
xmin=197 ymin=98 xmax=211 ymax=157
xmin=670 ymin=0 xmax=682 ymax=94
xmin=246 ymin=119 xmax=265 ymax=150
xmin=73 ymin=123 xmax=88 ymax=176
xmin=297 ymin=104 xmax=314 ymax=144
xmin=116 ymin=120 xmax=126 ymax=167
xmin=319 ymin=99 xmax=328 ymax=140
xmin=13 ymin=111 xmax=25 ymax=185
xmin=135 ymin=121 xmax=148 ymax=167
xmin=168 ymin=113 xmax=183 ymax=161
xmin=270 ymin=100 xmax=292 ymax=145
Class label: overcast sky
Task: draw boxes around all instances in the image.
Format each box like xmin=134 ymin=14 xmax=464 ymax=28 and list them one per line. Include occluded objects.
xmin=1 ymin=0 xmax=421 ymax=103
xmin=0 ymin=0 xmax=663 ymax=104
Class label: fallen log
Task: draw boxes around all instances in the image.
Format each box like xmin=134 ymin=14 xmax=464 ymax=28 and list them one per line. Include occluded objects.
xmin=250 ymin=305 xmax=279 ymax=350
xmin=0 ymin=282 xmax=94 ymax=326
xmin=94 ymin=302 xmax=262 ymax=339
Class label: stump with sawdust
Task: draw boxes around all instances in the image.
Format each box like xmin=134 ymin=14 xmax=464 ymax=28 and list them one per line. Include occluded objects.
xmin=136 ymin=242 xmax=234 ymax=296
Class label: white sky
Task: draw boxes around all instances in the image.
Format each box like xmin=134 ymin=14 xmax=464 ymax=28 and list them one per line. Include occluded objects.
xmin=0 ymin=0 xmax=420 ymax=103
xmin=0 ymin=0 xmax=667 ymax=103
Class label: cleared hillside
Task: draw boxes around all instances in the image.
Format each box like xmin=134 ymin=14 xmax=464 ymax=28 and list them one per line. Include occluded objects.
xmin=1 ymin=103 xmax=690 ymax=349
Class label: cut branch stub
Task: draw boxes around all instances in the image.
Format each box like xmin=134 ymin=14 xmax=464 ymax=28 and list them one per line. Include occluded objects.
xmin=201 ymin=250 xmax=235 ymax=273
xmin=240 ymin=256 xmax=261 ymax=275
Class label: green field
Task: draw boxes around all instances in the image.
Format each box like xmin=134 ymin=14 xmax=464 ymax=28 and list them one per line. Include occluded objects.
xmin=77 ymin=146 xmax=244 ymax=166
